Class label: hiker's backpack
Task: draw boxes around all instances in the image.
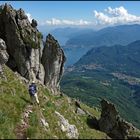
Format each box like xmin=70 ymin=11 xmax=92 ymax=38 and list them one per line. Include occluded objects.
xmin=29 ymin=84 xmax=37 ymax=96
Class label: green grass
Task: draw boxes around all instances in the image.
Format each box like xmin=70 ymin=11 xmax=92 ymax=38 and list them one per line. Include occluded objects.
xmin=0 ymin=65 xmax=108 ymax=139
xmin=28 ymin=85 xmax=107 ymax=139
xmin=0 ymin=66 xmax=29 ymax=139
xmin=61 ymin=70 xmax=140 ymax=129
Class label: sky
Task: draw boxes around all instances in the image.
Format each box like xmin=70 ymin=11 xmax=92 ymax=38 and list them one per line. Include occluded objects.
xmin=0 ymin=1 xmax=140 ymax=32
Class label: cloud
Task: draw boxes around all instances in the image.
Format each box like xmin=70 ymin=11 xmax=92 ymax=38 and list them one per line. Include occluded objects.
xmin=26 ymin=13 xmax=32 ymax=23
xmin=38 ymin=6 xmax=140 ymax=28
xmin=94 ymin=6 xmax=140 ymax=25
xmin=41 ymin=18 xmax=91 ymax=26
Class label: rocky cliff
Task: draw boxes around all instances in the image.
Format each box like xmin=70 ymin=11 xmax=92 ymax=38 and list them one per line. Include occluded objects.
xmin=42 ymin=34 xmax=66 ymax=94
xmin=0 ymin=4 xmax=43 ymax=81
xmin=0 ymin=4 xmax=65 ymax=93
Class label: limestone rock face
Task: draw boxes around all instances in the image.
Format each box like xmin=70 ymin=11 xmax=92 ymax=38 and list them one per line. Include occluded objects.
xmin=99 ymin=99 xmax=140 ymax=139
xmin=0 ymin=3 xmax=66 ymax=93
xmin=0 ymin=38 xmax=9 ymax=73
xmin=0 ymin=4 xmax=44 ymax=82
xmin=55 ymin=111 xmax=79 ymax=139
xmin=41 ymin=34 xmax=66 ymax=94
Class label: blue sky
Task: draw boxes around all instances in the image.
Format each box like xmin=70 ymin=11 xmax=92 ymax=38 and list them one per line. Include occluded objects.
xmin=1 ymin=1 xmax=140 ymax=31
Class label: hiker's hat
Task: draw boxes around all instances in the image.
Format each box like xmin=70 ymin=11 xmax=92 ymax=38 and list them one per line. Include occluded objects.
xmin=32 ymin=80 xmax=35 ymax=83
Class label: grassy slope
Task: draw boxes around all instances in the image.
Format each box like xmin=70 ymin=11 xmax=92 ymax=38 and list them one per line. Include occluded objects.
xmin=61 ymin=70 xmax=140 ymax=129
xmin=0 ymin=66 xmax=107 ymax=139
xmin=0 ymin=66 xmax=28 ymax=138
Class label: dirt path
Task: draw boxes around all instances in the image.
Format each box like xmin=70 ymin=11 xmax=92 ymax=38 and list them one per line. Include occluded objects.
xmin=15 ymin=105 xmax=33 ymax=139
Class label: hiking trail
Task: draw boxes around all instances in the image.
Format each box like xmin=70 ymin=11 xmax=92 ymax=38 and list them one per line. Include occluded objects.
xmin=15 ymin=105 xmax=33 ymax=139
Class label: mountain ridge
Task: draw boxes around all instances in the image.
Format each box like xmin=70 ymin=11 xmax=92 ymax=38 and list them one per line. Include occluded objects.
xmin=0 ymin=3 xmax=140 ymax=139
xmin=66 ymin=24 xmax=140 ymax=47
xmin=75 ymin=40 xmax=140 ymax=77
xmin=63 ymin=24 xmax=140 ymax=66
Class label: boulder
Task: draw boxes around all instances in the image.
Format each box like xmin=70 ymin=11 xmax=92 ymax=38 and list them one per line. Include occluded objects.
xmin=76 ymin=107 xmax=86 ymax=115
xmin=55 ymin=111 xmax=79 ymax=139
xmin=99 ymin=99 xmax=140 ymax=139
xmin=40 ymin=118 xmax=49 ymax=128
xmin=31 ymin=19 xmax=37 ymax=28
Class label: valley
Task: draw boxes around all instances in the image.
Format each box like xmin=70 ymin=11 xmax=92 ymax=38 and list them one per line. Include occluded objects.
xmin=1 ymin=2 xmax=140 ymax=139
xmin=51 ymin=24 xmax=140 ymax=66
xmin=61 ymin=40 xmax=140 ymax=129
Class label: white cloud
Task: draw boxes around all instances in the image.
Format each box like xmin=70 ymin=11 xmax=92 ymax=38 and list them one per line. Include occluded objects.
xmin=41 ymin=18 xmax=91 ymax=26
xmin=94 ymin=6 xmax=140 ymax=25
xmin=26 ymin=13 xmax=32 ymax=23
xmin=38 ymin=6 xmax=140 ymax=28
xmin=105 ymin=6 xmax=128 ymax=16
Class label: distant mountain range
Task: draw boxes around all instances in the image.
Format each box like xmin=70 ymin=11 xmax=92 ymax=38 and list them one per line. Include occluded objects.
xmin=48 ymin=27 xmax=95 ymax=46
xmin=66 ymin=24 xmax=140 ymax=47
xmin=60 ymin=24 xmax=140 ymax=66
xmin=76 ymin=40 xmax=140 ymax=77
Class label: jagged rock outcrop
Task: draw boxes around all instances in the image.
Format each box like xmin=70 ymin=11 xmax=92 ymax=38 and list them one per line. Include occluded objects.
xmin=0 ymin=38 xmax=9 ymax=74
xmin=99 ymin=99 xmax=140 ymax=139
xmin=74 ymin=100 xmax=86 ymax=115
xmin=0 ymin=3 xmax=66 ymax=93
xmin=41 ymin=34 xmax=66 ymax=94
xmin=0 ymin=4 xmax=44 ymax=82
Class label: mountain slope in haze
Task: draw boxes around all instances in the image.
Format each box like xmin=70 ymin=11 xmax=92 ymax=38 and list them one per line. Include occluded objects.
xmin=76 ymin=40 xmax=140 ymax=78
xmin=63 ymin=46 xmax=91 ymax=67
xmin=49 ymin=28 xmax=95 ymax=66
xmin=66 ymin=24 xmax=140 ymax=47
xmin=50 ymin=25 xmax=140 ymax=67
xmin=64 ymin=24 xmax=140 ymax=66
xmin=61 ymin=40 xmax=140 ymax=129
xmin=43 ymin=27 xmax=95 ymax=46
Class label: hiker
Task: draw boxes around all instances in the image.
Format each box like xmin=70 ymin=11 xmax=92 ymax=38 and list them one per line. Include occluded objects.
xmin=28 ymin=80 xmax=39 ymax=105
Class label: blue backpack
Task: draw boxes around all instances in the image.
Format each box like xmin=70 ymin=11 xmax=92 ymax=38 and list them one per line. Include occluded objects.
xmin=29 ymin=84 xmax=37 ymax=96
